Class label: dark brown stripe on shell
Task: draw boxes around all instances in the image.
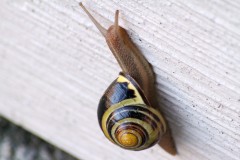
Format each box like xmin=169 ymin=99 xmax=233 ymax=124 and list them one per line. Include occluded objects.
xmin=106 ymin=105 xmax=161 ymax=134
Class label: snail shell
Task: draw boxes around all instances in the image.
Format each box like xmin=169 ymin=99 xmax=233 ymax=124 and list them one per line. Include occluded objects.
xmin=98 ymin=72 xmax=166 ymax=150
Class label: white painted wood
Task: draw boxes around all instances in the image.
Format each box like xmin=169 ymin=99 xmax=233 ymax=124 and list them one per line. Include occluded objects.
xmin=0 ymin=0 xmax=240 ymax=159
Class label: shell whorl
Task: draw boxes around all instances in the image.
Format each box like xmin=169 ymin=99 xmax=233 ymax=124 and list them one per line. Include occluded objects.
xmin=98 ymin=73 xmax=166 ymax=150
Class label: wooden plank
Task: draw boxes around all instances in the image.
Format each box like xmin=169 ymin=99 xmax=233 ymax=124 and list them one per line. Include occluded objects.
xmin=0 ymin=0 xmax=239 ymax=159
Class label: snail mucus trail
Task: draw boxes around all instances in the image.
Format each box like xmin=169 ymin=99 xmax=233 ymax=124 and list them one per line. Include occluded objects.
xmin=80 ymin=3 xmax=176 ymax=155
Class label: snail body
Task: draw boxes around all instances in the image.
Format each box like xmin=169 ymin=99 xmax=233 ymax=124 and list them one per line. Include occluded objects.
xmin=80 ymin=3 xmax=176 ymax=155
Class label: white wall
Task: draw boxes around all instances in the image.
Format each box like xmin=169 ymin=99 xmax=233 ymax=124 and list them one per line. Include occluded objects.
xmin=0 ymin=0 xmax=239 ymax=160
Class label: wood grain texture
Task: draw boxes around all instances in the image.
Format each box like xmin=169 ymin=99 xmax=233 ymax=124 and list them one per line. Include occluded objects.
xmin=0 ymin=0 xmax=240 ymax=160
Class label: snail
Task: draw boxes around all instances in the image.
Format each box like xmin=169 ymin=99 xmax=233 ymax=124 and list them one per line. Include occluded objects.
xmin=80 ymin=3 xmax=176 ymax=155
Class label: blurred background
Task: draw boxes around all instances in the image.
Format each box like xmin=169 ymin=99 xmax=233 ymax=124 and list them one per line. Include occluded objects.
xmin=0 ymin=117 xmax=78 ymax=160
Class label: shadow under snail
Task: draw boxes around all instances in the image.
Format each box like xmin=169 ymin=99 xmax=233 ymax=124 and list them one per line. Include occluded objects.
xmin=80 ymin=3 xmax=177 ymax=155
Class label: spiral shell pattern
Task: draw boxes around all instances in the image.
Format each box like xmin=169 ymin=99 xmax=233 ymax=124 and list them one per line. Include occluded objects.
xmin=98 ymin=73 xmax=166 ymax=150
